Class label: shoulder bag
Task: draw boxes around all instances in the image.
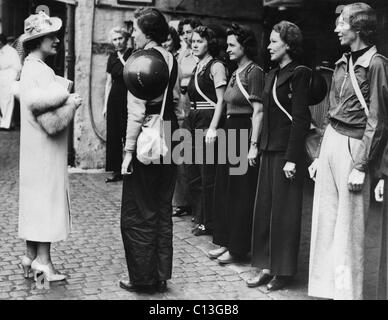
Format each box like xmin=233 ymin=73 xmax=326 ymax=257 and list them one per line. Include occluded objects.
xmin=136 ymin=49 xmax=173 ymax=165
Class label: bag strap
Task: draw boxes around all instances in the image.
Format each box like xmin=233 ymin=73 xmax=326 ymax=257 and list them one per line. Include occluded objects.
xmin=235 ymin=63 xmax=253 ymax=106
xmin=349 ymin=57 xmax=369 ymax=116
xmin=272 ymin=76 xmax=293 ymax=121
xmin=117 ymin=51 xmax=126 ymax=66
xmin=153 ymin=47 xmax=173 ymax=119
xmin=194 ymin=61 xmax=217 ymax=107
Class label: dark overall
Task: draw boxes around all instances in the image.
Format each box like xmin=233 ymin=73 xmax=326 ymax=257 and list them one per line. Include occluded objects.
xmin=184 ymin=59 xmax=221 ymax=231
xmin=106 ymin=48 xmax=132 ymax=172
xmin=251 ymin=62 xmax=311 ymax=276
xmin=120 ymin=49 xmax=179 ymax=286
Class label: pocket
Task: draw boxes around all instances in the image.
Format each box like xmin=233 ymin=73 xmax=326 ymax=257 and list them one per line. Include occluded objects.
xmin=347 ymin=136 xmax=361 ymax=163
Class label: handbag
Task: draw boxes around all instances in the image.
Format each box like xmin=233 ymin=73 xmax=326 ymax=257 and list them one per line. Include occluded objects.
xmin=136 ymin=49 xmax=173 ymax=165
xmin=272 ymin=75 xmax=323 ymax=163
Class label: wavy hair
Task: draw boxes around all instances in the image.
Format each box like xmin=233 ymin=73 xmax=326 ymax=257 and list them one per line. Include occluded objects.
xmin=341 ymin=2 xmax=377 ymax=45
xmin=273 ymin=20 xmax=303 ymax=61
xmin=227 ymin=23 xmax=258 ymax=60
xmin=134 ymin=8 xmax=169 ymax=44
xmin=193 ymin=26 xmax=221 ymax=58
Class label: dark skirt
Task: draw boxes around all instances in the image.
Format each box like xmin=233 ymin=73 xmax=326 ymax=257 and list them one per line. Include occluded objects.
xmin=251 ymin=151 xmax=305 ymax=276
xmin=183 ymin=109 xmax=216 ymax=230
xmin=106 ymin=82 xmax=127 ymax=172
xmin=212 ymin=115 xmax=259 ymax=256
xmin=172 ymin=119 xmax=191 ymax=207
xmin=120 ymin=118 xmax=178 ymax=285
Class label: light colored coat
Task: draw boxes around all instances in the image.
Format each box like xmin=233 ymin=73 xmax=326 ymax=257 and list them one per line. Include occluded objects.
xmin=18 ymin=55 xmax=71 ymax=242
xmin=0 ymin=44 xmax=21 ymax=128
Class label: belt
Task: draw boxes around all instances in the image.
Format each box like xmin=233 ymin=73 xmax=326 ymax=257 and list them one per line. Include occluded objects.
xmin=190 ymin=101 xmax=214 ymax=110
xmin=227 ymin=114 xmax=252 ymax=119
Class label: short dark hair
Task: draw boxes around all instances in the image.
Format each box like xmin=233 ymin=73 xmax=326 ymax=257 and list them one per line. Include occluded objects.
xmin=0 ymin=34 xmax=7 ymax=45
xmin=134 ymin=8 xmax=169 ymax=44
xmin=273 ymin=20 xmax=303 ymax=61
xmin=227 ymin=23 xmax=258 ymax=60
xmin=168 ymin=26 xmax=181 ymax=51
xmin=193 ymin=26 xmax=221 ymax=58
xmin=23 ymin=37 xmax=44 ymax=54
xmin=342 ymin=2 xmax=377 ymax=45
xmin=178 ymin=18 xmax=202 ymax=35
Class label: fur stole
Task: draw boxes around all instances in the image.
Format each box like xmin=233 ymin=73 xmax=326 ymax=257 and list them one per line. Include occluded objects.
xmin=36 ymin=96 xmax=77 ymax=136
xmin=24 ymin=81 xmax=70 ymax=117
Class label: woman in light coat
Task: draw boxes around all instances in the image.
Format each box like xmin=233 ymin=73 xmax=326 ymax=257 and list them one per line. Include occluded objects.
xmin=18 ymin=12 xmax=82 ymax=282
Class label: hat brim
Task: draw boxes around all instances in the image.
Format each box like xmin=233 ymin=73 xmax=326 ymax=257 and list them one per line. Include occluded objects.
xmin=20 ymin=17 xmax=62 ymax=43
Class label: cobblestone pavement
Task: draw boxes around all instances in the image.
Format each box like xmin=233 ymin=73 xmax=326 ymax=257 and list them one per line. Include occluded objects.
xmin=0 ymin=130 xmax=383 ymax=300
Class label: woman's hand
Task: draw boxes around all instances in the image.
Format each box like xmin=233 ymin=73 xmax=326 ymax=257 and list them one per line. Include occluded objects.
xmin=375 ymin=179 xmax=384 ymax=202
xmin=283 ymin=161 xmax=296 ymax=180
xmin=70 ymin=93 xmax=83 ymax=109
xmin=248 ymin=145 xmax=259 ymax=167
xmin=348 ymin=168 xmax=365 ymax=192
xmin=308 ymin=159 xmax=319 ymax=182
xmin=121 ymin=152 xmax=133 ymax=175
xmin=205 ymin=128 xmax=217 ymax=144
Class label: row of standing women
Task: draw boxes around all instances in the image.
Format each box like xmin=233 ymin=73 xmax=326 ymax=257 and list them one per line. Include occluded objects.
xmin=157 ymin=2 xmax=388 ymax=299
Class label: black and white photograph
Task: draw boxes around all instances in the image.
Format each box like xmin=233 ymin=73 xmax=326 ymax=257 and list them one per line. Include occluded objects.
xmin=1 ymin=0 xmax=388 ymax=309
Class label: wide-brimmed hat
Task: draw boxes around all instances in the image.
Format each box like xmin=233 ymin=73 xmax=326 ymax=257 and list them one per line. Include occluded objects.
xmin=20 ymin=11 xmax=62 ymax=43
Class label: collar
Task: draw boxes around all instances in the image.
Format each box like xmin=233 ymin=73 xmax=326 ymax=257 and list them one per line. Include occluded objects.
xmin=197 ymin=55 xmax=212 ymax=73
xmin=144 ymin=41 xmax=158 ymax=50
xmin=335 ymin=45 xmax=377 ymax=68
xmin=25 ymin=53 xmax=46 ymax=65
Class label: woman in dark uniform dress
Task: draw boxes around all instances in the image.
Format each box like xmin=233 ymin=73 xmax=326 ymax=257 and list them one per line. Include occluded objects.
xmin=185 ymin=26 xmax=228 ymax=236
xmin=119 ymin=8 xmax=179 ymax=294
xmin=247 ymin=21 xmax=311 ymax=291
xmin=209 ymin=24 xmax=264 ymax=264
xmin=103 ymin=27 xmax=132 ymax=183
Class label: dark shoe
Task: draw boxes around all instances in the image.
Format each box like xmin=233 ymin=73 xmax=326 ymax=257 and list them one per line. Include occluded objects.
xmin=105 ymin=173 xmax=123 ymax=183
xmin=192 ymin=224 xmax=211 ymax=236
xmin=266 ymin=276 xmax=292 ymax=291
xmin=156 ymin=280 xmax=167 ymax=293
xmin=119 ymin=280 xmax=156 ymax=294
xmin=246 ymin=271 xmax=273 ymax=288
xmin=172 ymin=206 xmax=191 ymax=217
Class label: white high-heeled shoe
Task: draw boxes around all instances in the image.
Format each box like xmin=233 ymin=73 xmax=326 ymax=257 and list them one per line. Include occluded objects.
xmin=21 ymin=256 xmax=33 ymax=278
xmin=31 ymin=260 xmax=67 ymax=282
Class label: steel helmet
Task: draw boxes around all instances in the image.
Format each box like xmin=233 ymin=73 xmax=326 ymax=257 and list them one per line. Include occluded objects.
xmin=123 ymin=49 xmax=169 ymax=100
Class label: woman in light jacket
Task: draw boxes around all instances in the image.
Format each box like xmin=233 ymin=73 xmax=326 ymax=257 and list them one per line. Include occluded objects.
xmin=18 ymin=12 xmax=82 ymax=281
xmin=120 ymin=8 xmax=179 ymax=294
xmin=309 ymin=3 xmax=388 ymax=300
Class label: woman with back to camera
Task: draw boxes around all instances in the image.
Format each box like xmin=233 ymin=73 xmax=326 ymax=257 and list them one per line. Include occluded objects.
xmin=308 ymin=3 xmax=388 ymax=300
xmin=185 ymin=25 xmax=228 ymax=236
xmin=247 ymin=21 xmax=311 ymax=291
xmin=103 ymin=27 xmax=133 ymax=183
xmin=119 ymin=7 xmax=179 ymax=294
xmin=18 ymin=12 xmax=82 ymax=282
xmin=209 ymin=23 xmax=264 ymax=265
